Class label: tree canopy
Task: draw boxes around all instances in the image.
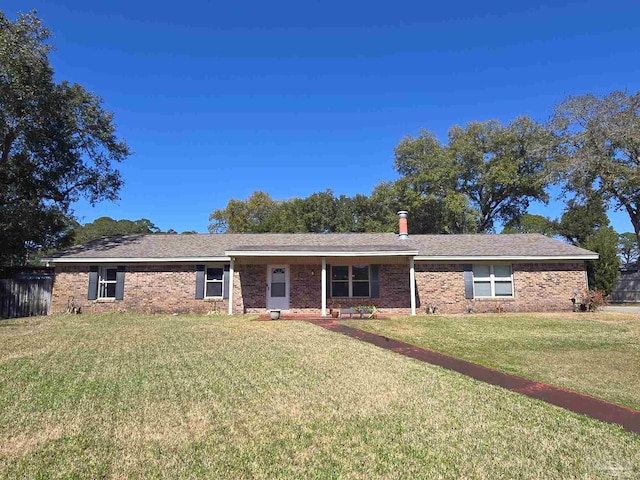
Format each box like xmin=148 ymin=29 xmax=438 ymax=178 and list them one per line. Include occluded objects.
xmin=583 ymin=226 xmax=620 ymax=295
xmin=501 ymin=214 xmax=558 ymax=236
xmin=552 ymin=91 xmax=640 ymax=257
xmin=393 ymin=117 xmax=554 ymax=233
xmin=0 ymin=11 xmax=130 ymax=264
xmin=71 ymin=217 xmax=161 ymax=245
xmin=618 ymin=232 xmax=639 ymax=265
xmin=208 ymin=190 xmax=391 ymax=234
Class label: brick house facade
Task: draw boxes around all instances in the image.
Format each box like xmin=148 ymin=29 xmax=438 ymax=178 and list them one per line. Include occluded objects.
xmin=45 ymin=214 xmax=597 ymax=316
xmin=50 ymin=259 xmax=590 ymax=316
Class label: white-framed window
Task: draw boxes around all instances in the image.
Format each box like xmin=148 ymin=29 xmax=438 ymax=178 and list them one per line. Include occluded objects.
xmin=205 ymin=266 xmax=224 ymax=298
xmin=331 ymin=265 xmax=370 ymax=298
xmin=98 ymin=267 xmax=117 ymax=299
xmin=473 ymin=264 xmax=513 ymax=297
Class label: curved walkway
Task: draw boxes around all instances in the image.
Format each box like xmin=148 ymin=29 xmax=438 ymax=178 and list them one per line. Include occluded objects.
xmin=307 ymin=319 xmax=640 ymax=435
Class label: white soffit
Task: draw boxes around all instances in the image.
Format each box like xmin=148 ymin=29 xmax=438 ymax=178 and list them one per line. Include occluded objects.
xmin=225 ymin=250 xmax=419 ymax=257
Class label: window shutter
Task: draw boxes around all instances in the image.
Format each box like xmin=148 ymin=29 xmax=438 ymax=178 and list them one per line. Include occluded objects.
xmin=326 ymin=264 xmax=331 ymax=298
xmin=88 ymin=266 xmax=98 ymax=300
xmin=223 ymin=264 xmax=230 ymax=299
xmin=463 ymin=264 xmax=474 ymax=299
xmin=115 ymin=266 xmax=126 ymax=300
xmin=370 ymin=264 xmax=380 ymax=298
xmin=195 ymin=265 xmax=205 ymax=299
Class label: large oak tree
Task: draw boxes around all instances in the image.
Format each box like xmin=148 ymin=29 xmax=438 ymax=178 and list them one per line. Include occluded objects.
xmin=0 ymin=11 xmax=130 ymax=264
xmin=393 ymin=117 xmax=555 ymax=233
xmin=552 ymin=90 xmax=640 ymax=257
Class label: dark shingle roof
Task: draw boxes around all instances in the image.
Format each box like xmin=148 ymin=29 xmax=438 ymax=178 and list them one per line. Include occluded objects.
xmin=408 ymin=234 xmax=596 ymax=258
xmin=45 ymin=233 xmax=597 ymax=261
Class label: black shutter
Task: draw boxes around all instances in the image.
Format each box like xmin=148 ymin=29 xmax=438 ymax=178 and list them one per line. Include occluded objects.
xmin=223 ymin=264 xmax=230 ymax=299
xmin=463 ymin=264 xmax=474 ymax=299
xmin=370 ymin=264 xmax=380 ymax=298
xmin=326 ymin=264 xmax=331 ymax=298
xmin=115 ymin=266 xmax=126 ymax=300
xmin=88 ymin=266 xmax=98 ymax=300
xmin=195 ymin=265 xmax=205 ymax=299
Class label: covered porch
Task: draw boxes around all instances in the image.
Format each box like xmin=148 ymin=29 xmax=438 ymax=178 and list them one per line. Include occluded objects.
xmin=224 ymin=246 xmax=419 ymax=316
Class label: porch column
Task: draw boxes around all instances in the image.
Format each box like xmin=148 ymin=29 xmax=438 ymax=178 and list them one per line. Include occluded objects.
xmin=410 ymin=257 xmax=416 ymax=316
xmin=228 ymin=258 xmax=235 ymax=315
xmin=321 ymin=258 xmax=327 ymax=316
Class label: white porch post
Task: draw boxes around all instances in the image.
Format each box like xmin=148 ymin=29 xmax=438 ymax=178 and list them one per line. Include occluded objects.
xmin=228 ymin=258 xmax=235 ymax=315
xmin=410 ymin=257 xmax=417 ymax=316
xmin=321 ymin=258 xmax=327 ymax=316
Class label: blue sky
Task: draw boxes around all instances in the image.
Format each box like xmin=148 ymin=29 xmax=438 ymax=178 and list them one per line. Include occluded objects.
xmin=5 ymin=0 xmax=640 ymax=233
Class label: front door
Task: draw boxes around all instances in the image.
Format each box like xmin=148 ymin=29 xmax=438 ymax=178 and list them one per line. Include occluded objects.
xmin=267 ymin=265 xmax=289 ymax=310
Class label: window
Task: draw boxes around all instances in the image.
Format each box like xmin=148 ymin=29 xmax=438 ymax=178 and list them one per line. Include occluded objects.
xmin=205 ymin=266 xmax=224 ymax=298
xmin=473 ymin=264 xmax=513 ymax=297
xmin=98 ymin=267 xmax=117 ymax=299
xmin=331 ymin=265 xmax=370 ymax=297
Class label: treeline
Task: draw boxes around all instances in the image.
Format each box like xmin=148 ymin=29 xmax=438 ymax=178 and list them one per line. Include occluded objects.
xmin=68 ymin=217 xmax=196 ymax=245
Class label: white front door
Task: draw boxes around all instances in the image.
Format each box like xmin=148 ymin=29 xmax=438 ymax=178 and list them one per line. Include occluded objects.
xmin=267 ymin=265 xmax=290 ymax=311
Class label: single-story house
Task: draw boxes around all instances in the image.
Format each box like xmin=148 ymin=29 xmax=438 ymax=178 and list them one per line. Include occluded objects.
xmin=44 ymin=212 xmax=598 ymax=316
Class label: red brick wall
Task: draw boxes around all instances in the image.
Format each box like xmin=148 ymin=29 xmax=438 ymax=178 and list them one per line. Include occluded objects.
xmin=236 ymin=264 xmax=266 ymax=314
xmin=52 ymin=265 xmax=227 ymax=314
xmin=415 ymin=263 xmax=466 ymax=314
xmin=415 ymin=262 xmax=587 ymax=314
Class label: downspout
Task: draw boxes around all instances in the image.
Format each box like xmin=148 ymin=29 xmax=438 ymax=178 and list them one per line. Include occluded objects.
xmin=321 ymin=258 xmax=327 ymax=316
xmin=410 ymin=256 xmax=416 ymax=316
xmin=228 ymin=258 xmax=235 ymax=315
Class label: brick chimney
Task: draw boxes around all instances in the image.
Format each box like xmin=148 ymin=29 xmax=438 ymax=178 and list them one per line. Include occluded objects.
xmin=397 ymin=211 xmax=409 ymax=239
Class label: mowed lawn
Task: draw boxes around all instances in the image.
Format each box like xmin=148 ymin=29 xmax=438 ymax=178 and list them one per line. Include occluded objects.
xmin=0 ymin=315 xmax=638 ymax=479
xmin=345 ymin=312 xmax=640 ymax=410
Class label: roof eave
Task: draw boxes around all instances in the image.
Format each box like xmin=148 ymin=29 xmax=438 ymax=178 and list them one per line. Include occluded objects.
xmin=414 ymin=254 xmax=599 ymax=261
xmin=225 ymin=250 xmax=419 ymax=257
xmin=42 ymin=256 xmax=231 ymax=264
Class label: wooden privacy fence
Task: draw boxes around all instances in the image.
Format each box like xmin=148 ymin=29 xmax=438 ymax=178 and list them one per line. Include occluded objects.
xmin=610 ymin=264 xmax=640 ymax=303
xmin=0 ymin=268 xmax=54 ymax=319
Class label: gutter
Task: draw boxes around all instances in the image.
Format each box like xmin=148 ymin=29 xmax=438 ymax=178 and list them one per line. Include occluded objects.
xmin=413 ymin=255 xmax=599 ymax=261
xmin=41 ymin=256 xmax=231 ymax=264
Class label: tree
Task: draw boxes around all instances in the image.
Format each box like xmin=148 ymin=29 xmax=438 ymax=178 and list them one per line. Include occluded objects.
xmin=0 ymin=11 xmax=130 ymax=264
xmin=552 ymin=194 xmax=619 ymax=294
xmin=555 ymin=193 xmax=609 ymax=246
xmin=208 ymin=191 xmax=303 ymax=233
xmin=618 ymin=232 xmax=639 ymax=265
xmin=583 ymin=226 xmax=620 ymax=295
xmin=393 ymin=117 xmax=554 ymax=233
xmin=333 ymin=194 xmax=379 ymax=232
xmin=501 ymin=214 xmax=557 ymax=236
xmin=367 ymin=180 xmax=459 ymax=234
xmin=552 ymin=90 xmax=640 ymax=258
xmin=71 ymin=217 xmax=160 ymax=244
xmin=209 ymin=190 xmax=384 ymax=234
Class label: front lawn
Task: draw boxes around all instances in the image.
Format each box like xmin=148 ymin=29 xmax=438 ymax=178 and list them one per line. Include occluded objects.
xmin=0 ymin=314 xmax=638 ymax=479
xmin=344 ymin=312 xmax=640 ymax=409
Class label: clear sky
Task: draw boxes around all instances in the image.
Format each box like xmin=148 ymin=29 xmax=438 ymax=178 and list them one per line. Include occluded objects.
xmin=4 ymin=0 xmax=640 ymax=233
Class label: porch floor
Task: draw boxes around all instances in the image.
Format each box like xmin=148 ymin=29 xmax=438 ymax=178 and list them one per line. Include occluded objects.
xmin=254 ymin=314 xmax=391 ymax=321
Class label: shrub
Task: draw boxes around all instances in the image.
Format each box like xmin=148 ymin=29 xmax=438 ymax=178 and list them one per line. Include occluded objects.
xmin=577 ymin=289 xmax=608 ymax=312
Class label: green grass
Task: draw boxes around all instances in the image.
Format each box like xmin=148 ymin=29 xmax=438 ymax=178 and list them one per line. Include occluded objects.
xmin=344 ymin=312 xmax=640 ymax=410
xmin=0 ymin=314 xmax=638 ymax=479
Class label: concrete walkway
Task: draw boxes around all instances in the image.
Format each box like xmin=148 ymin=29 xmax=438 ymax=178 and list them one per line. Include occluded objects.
xmin=603 ymin=305 xmax=640 ymax=313
xmin=306 ymin=319 xmax=640 ymax=434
